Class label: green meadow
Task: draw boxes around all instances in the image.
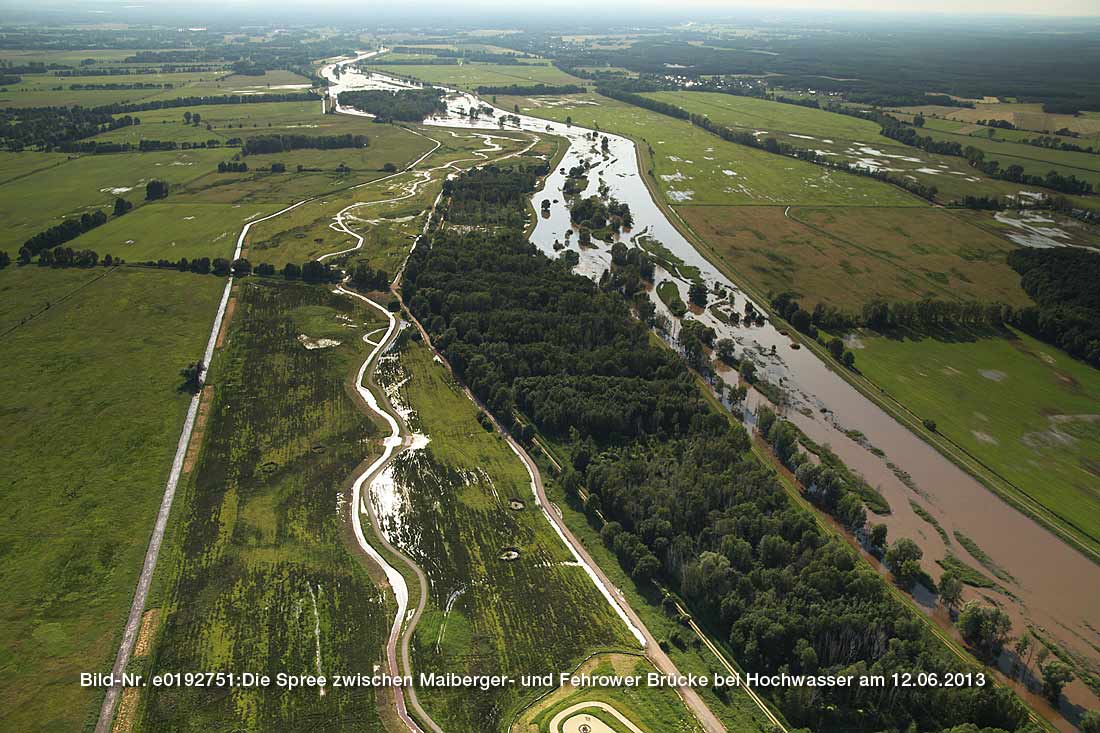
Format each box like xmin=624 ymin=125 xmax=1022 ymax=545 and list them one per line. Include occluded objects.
xmin=0 ymin=267 xmax=224 ymax=733
xmin=512 ymin=94 xmax=918 ymax=206
xmin=140 ymin=279 xmax=392 ymax=731
xmin=856 ymin=328 xmax=1100 ymax=550
xmin=385 ymin=342 xmax=633 ymax=731
xmin=366 ymin=61 xmax=583 ymax=90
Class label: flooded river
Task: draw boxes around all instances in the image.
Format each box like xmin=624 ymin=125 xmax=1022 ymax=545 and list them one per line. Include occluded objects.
xmin=322 ymin=51 xmax=1100 ymax=723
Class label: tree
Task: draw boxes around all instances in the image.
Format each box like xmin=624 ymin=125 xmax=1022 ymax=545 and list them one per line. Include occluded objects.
xmin=1039 ymin=659 xmax=1074 ymax=703
xmin=869 ymin=523 xmax=888 ymax=553
xmin=191 ymin=112 xmax=201 ymax=126
xmin=231 ymin=258 xmax=252 ymax=276
xmin=113 ymin=197 xmax=133 ymax=217
xmin=0 ymin=251 xmax=9 ymax=269
xmin=145 ymin=179 xmax=168 ymax=200
xmin=382 ymin=162 xmax=398 ymax=172
xmin=956 ymin=601 xmax=1011 ymax=658
xmin=270 ymin=162 xmax=286 ymax=173
xmin=842 ymin=350 xmax=855 ymax=368
xmin=282 ymin=262 xmax=301 ymax=280
xmin=1080 ymin=710 xmax=1100 ymax=733
xmin=885 ymin=538 xmax=923 ymax=587
xmin=739 ymin=359 xmax=756 ymax=383
xmin=211 ymin=257 xmax=231 ymax=276
xmin=178 ymin=361 xmax=205 ymax=394
xmin=791 ymin=308 xmax=813 ymax=334
xmin=688 ymin=281 xmax=708 ymax=308
xmin=939 ymin=570 xmax=963 ymax=612
xmin=183 ymin=111 xmax=192 ymax=124
xmin=632 ymin=554 xmax=660 ymax=585
xmin=828 ymin=337 xmax=844 ymax=360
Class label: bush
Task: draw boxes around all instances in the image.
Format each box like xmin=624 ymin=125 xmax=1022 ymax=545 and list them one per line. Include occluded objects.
xmin=923 ymin=418 xmax=937 ymax=432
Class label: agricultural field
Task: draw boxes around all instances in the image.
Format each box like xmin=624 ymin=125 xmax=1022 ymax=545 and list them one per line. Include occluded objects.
xmin=0 ymin=267 xmax=224 ymax=733
xmin=895 ymin=102 xmax=1100 ymax=139
xmin=377 ymin=342 xmax=635 ymax=731
xmin=855 ymin=328 xmax=1100 ymax=551
xmin=74 ymin=202 xmax=283 ymax=262
xmin=642 ymin=90 xmax=883 ymax=140
xmin=0 ymin=147 xmax=227 ymax=253
xmin=510 ymin=93 xmax=919 ymax=206
xmin=366 ymin=61 xmax=584 ymax=90
xmin=139 ymin=279 xmax=393 ymax=731
xmin=677 ymin=205 xmax=1031 ymax=312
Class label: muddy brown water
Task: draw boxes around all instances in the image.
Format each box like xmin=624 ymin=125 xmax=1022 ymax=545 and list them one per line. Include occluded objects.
xmin=332 ymin=60 xmax=1100 ymax=721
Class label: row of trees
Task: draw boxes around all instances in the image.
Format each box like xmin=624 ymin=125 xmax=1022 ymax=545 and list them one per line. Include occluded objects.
xmin=401 ymin=164 xmax=1036 ymax=732
xmin=598 ymin=84 xmax=939 ymax=202
xmin=0 ymin=93 xmax=314 ymax=151
xmin=336 ymin=88 xmax=446 ymax=123
xmin=241 ymin=133 xmax=368 ymax=155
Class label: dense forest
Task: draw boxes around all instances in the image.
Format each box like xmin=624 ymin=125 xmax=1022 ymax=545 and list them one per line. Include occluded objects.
xmin=401 ymin=164 xmax=1037 ymax=733
xmin=1008 ymin=248 xmax=1100 ymax=366
xmin=336 ymin=87 xmax=446 ymax=122
xmin=241 ymin=133 xmax=368 ymax=155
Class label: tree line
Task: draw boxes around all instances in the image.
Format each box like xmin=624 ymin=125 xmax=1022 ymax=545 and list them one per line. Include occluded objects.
xmin=0 ymin=92 xmax=314 ymax=151
xmin=401 ymin=163 xmax=1038 ymax=732
xmin=1008 ymin=247 xmax=1100 ymax=367
xmin=241 ymin=133 xmax=368 ymax=155
xmin=476 ymin=83 xmax=585 ymax=96
xmin=597 ymin=84 xmax=939 ymax=202
xmin=336 ymin=88 xmax=446 ymax=123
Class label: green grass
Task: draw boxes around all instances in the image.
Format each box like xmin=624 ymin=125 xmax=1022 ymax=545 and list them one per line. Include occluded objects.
xmin=910 ymin=499 xmax=951 ymax=547
xmin=643 ymin=90 xmax=883 ymax=140
xmin=382 ymin=342 xmax=633 ymax=731
xmin=0 ymin=151 xmax=71 ymax=186
xmin=139 ymin=279 xmax=392 ymax=731
xmin=514 ymin=653 xmax=703 ymax=733
xmin=74 ymin=202 xmax=284 ymax=262
xmin=366 ymin=61 xmax=583 ymax=90
xmin=0 ymin=147 xmax=228 ymax=253
xmin=915 ymin=126 xmax=1100 ymax=190
xmin=936 ymin=554 xmax=998 ymax=590
xmin=952 ymin=531 xmax=1016 ymax=585
xmin=0 ymin=267 xmax=225 ymax=733
xmin=856 ymin=328 xmax=1100 ymax=552
xmin=677 ymin=205 xmax=1030 ymax=313
xmin=514 ymin=93 xmax=918 ymax=207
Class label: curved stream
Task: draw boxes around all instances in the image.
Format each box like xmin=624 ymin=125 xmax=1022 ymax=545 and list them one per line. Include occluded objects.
xmin=326 ymin=51 xmax=1100 ymax=719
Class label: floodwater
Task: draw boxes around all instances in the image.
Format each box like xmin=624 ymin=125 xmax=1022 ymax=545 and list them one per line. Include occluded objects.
xmin=322 ymin=52 xmax=1100 ymax=721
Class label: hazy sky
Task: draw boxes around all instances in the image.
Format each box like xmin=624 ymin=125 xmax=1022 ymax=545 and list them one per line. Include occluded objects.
xmin=4 ymin=0 xmax=1100 ymax=21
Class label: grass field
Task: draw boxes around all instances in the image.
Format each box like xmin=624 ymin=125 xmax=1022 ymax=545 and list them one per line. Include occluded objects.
xmin=0 ymin=68 xmax=310 ymax=108
xmin=377 ymin=342 xmax=634 ymax=731
xmin=513 ymin=652 xmax=703 ymax=733
xmin=367 ymin=61 xmax=584 ymax=90
xmin=139 ymin=279 xmax=392 ymax=731
xmin=643 ymin=91 xmax=883 ymax=140
xmin=510 ymin=93 xmax=918 ymax=207
xmin=896 ymin=102 xmax=1100 ymax=139
xmin=74 ymin=202 xmax=284 ymax=262
xmin=0 ymin=267 xmax=224 ymax=733
xmin=0 ymin=148 xmax=227 ymax=253
xmin=855 ymin=328 xmax=1100 ymax=550
xmin=677 ymin=205 xmax=1030 ymax=312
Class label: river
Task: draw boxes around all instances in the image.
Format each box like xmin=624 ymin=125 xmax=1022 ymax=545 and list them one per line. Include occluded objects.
xmin=322 ymin=50 xmax=1100 ymax=724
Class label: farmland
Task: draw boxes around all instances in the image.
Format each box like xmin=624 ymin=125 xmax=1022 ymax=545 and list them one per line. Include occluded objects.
xmin=365 ymin=60 xmax=583 ymax=90
xmin=139 ymin=279 xmax=393 ymax=732
xmin=0 ymin=267 xmax=224 ymax=733
xmin=377 ymin=342 xmax=635 ymax=731
xmin=895 ymin=102 xmax=1100 ymax=139
xmin=509 ymin=93 xmax=918 ymax=206
xmin=678 ymin=205 xmax=1031 ymax=312
xmin=854 ymin=328 xmax=1100 ymax=551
